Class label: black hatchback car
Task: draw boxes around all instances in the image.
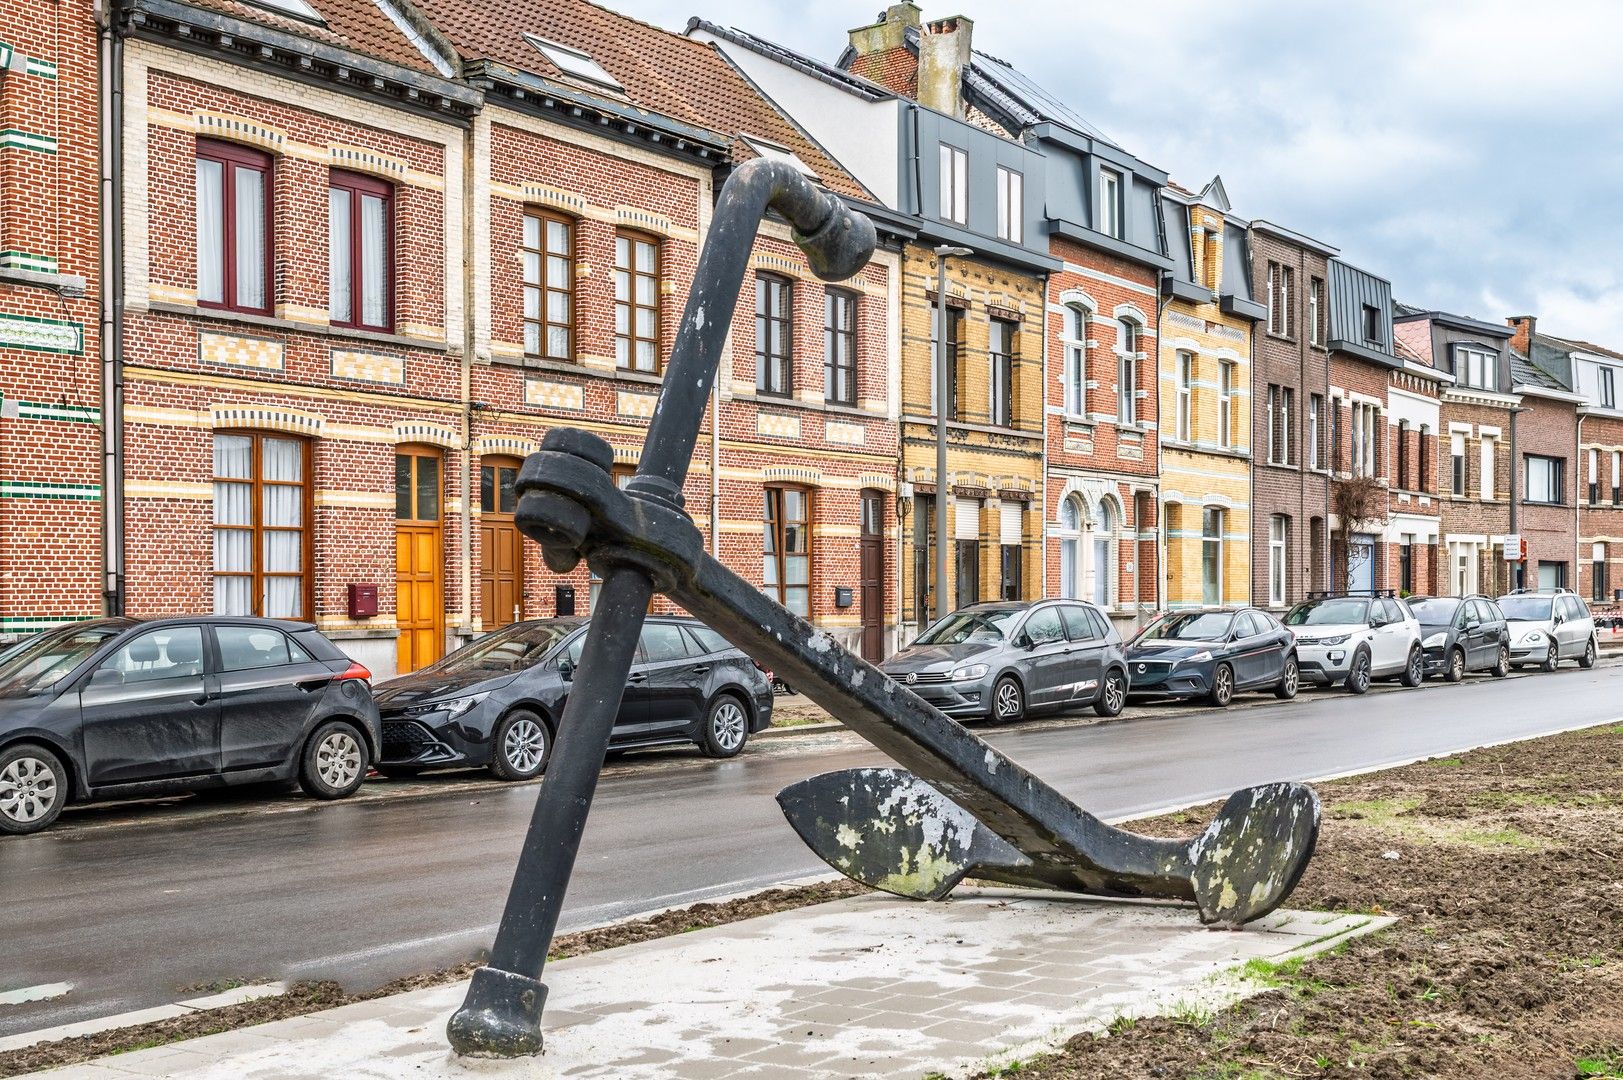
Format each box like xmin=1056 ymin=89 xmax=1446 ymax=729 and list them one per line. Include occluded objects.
xmin=0 ymin=617 xmax=380 ymax=835
xmin=373 ymin=617 xmax=774 ymax=780
xmin=1407 ymin=595 xmax=1511 ymax=680
xmin=1125 ymin=608 xmax=1299 ymax=706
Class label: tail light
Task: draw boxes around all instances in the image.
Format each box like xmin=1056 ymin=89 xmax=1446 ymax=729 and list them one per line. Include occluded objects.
xmin=335 ymin=661 xmax=372 ymax=682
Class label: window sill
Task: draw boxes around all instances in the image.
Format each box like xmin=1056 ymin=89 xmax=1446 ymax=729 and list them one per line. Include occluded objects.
xmin=900 ymin=414 xmax=1043 ymax=440
xmin=1262 ymin=459 xmax=1301 ymax=472
xmin=499 ymin=355 xmax=664 ymax=388
xmin=1266 ymin=332 xmax=1298 ymax=344
xmin=733 ymin=393 xmax=886 ymax=420
xmin=151 ymin=302 xmax=452 ymax=353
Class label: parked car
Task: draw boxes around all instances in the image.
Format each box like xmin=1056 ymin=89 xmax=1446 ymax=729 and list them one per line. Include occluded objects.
xmin=1125 ymin=608 xmax=1299 ymax=706
xmin=1407 ymin=595 xmax=1511 ymax=681
xmin=1496 ymin=589 xmax=1599 ymax=671
xmin=879 ymin=600 xmax=1128 ymax=723
xmin=1283 ymin=593 xmax=1423 ymax=694
xmin=0 ymin=617 xmax=379 ymax=836
xmin=373 ymin=617 xmax=773 ymax=779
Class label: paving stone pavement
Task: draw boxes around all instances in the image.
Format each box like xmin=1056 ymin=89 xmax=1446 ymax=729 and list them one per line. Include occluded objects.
xmin=29 ymin=890 xmax=1389 ymax=1080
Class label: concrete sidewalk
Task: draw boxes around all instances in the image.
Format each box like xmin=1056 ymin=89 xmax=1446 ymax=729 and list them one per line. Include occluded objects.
xmin=28 ymin=889 xmax=1388 ymax=1080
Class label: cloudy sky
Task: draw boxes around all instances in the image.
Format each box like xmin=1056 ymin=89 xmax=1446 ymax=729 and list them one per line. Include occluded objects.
xmin=613 ymin=0 xmax=1623 ymax=345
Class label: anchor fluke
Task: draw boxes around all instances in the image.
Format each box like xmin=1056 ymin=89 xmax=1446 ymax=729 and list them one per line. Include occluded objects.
xmin=1188 ymin=782 xmax=1321 ymax=929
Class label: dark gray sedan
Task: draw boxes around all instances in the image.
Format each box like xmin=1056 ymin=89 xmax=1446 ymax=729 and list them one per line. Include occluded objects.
xmin=374 ymin=617 xmax=773 ymax=780
xmin=879 ymin=600 xmax=1128 ymax=723
xmin=1408 ymin=595 xmax=1511 ymax=681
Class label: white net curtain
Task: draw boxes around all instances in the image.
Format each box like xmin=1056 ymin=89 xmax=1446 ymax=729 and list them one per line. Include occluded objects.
xmin=213 ymin=433 xmax=306 ymax=619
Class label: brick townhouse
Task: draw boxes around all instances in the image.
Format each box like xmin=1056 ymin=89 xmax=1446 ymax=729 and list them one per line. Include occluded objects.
xmin=1248 ymin=221 xmax=1335 ymax=612
xmin=1504 ymin=344 xmax=1580 ymax=592
xmin=414 ymin=0 xmax=904 ymax=663
xmin=0 ymin=0 xmax=102 ymax=638
xmin=1514 ymin=319 xmax=1622 ymax=612
xmin=1324 ymin=259 xmax=1443 ymax=594
xmin=702 ymin=5 xmax=1056 ymax=642
xmin=114 ymin=0 xmax=901 ymax=677
xmin=1393 ymin=305 xmax=1517 ymax=597
xmin=1158 ymin=178 xmax=1264 ymax=610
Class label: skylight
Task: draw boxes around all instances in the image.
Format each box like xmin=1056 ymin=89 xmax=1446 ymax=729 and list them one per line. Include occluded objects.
xmin=247 ymin=0 xmax=325 ymax=25
xmin=739 ymin=134 xmax=817 ymax=179
xmin=522 ymin=34 xmax=623 ymax=92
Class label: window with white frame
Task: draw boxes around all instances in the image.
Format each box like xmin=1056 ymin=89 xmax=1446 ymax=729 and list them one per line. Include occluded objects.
xmin=1218 ymin=361 xmax=1235 ymax=448
xmin=1201 ymin=507 xmax=1224 ymax=606
xmin=1266 ymin=385 xmax=1279 ymax=463
xmin=1600 ymin=365 xmax=1617 ymax=409
xmin=1309 ymin=277 xmax=1326 ymax=347
xmin=1455 ymin=346 xmax=1494 ymax=390
xmin=1594 ymin=542 xmax=1610 ymax=603
xmin=1092 ymin=499 xmax=1116 ymax=608
xmin=1098 ymin=168 xmax=1122 ymax=238
xmin=1589 ymin=447 xmax=1601 ymax=504
xmin=1525 ymin=454 xmax=1563 ymax=504
xmin=1063 ymin=306 xmax=1087 ymax=416
xmin=1350 ymin=401 xmax=1379 ymax=478
xmin=1481 ymin=435 xmax=1496 ymax=499
xmin=1116 ymin=318 xmax=1137 ymax=424
xmin=995 ymin=165 xmax=1023 ymax=243
xmin=1058 ymin=495 xmax=1083 ymax=599
xmin=1175 ymin=351 xmax=1193 ymax=442
xmin=1266 ymin=261 xmax=1294 ymax=338
xmin=939 ymin=144 xmax=968 ymax=225
xmin=1269 ymin=514 xmax=1288 ymax=607
xmin=1451 ymin=431 xmax=1467 ymax=496
xmin=1614 ymin=450 xmax=1622 ymax=504
xmin=1280 ymin=387 xmax=1294 ymax=464
xmin=1308 ymin=394 xmax=1322 ymax=469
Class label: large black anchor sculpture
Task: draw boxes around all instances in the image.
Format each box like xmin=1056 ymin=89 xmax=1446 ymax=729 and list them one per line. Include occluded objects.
xmin=447 ymin=159 xmax=1321 ymax=1058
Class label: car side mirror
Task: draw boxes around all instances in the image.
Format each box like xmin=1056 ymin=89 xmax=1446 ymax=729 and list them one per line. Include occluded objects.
xmin=87 ymin=667 xmax=122 ymax=690
xmin=557 ymin=658 xmax=575 ymax=681
xmin=1016 ymin=633 xmax=1034 ymax=649
xmin=1553 ymin=612 xmax=1565 ymax=625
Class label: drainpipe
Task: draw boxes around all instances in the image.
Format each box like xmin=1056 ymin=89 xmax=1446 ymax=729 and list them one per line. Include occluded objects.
xmin=1155 ymin=269 xmax=1168 ymax=613
xmin=459 ymin=120 xmax=475 ymax=637
xmin=1508 ymin=404 xmax=1524 ymax=590
xmin=1576 ymin=410 xmax=1586 ymax=592
xmin=97 ymin=0 xmax=125 ymax=615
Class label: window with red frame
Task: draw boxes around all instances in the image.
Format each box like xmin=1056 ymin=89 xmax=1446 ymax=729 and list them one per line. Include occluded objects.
xmin=328 ymin=170 xmax=393 ymax=332
xmin=196 ymin=139 xmax=273 ymax=314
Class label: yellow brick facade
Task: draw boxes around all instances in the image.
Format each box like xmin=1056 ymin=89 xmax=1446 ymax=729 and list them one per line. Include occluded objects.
xmin=1158 ymin=201 xmax=1254 ymax=609
xmin=897 ymin=243 xmax=1046 ymax=630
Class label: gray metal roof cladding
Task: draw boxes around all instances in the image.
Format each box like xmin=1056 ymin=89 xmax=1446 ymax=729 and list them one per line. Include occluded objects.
xmin=968 ymin=50 xmax=1120 ymax=147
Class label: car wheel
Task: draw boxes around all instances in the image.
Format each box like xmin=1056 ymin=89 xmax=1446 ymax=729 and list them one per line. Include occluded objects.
xmin=1445 ymin=647 xmax=1465 ymax=683
xmin=489 ymin=710 xmax=551 ymax=781
xmin=1493 ymin=645 xmax=1511 ymax=678
xmin=1207 ymin=663 xmax=1234 ymax=708
xmin=1345 ymin=649 xmax=1372 ymax=695
xmin=1274 ymin=655 xmax=1300 ymax=700
xmin=992 ymin=676 xmax=1026 ymax=724
xmin=0 ymin=743 xmax=68 ymax=835
xmin=700 ymin=695 xmax=750 ymax=759
xmin=298 ymin=721 xmax=368 ymax=800
xmin=1094 ymin=669 xmax=1126 ymax=718
xmin=1400 ymin=646 xmax=1424 ymax=688
xmin=1540 ymin=642 xmax=1559 ymax=673
xmin=1580 ymin=637 xmax=1598 ymax=669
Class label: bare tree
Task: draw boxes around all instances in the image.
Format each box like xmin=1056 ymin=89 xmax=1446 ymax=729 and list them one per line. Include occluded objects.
xmin=1331 ymin=476 xmax=1388 ymax=591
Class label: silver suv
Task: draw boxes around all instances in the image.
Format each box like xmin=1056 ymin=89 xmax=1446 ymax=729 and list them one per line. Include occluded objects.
xmin=881 ymin=600 xmax=1128 ymax=723
xmin=1496 ymin=589 xmax=1599 ymax=672
xmin=1284 ymin=593 xmax=1424 ymax=694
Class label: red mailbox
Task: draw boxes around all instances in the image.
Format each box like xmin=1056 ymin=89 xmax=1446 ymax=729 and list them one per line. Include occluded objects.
xmin=347 ymin=583 xmax=378 ymax=619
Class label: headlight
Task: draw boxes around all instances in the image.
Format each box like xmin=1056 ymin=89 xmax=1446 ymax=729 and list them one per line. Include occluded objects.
xmin=418 ymin=692 xmax=488 ymax=719
xmin=951 ymin=663 xmax=989 ymax=681
xmin=1422 ymin=632 xmax=1446 ymax=649
xmin=1179 ymin=651 xmax=1213 ymax=665
xmin=1520 ymin=630 xmax=1544 ymax=644
xmin=1315 ymin=635 xmax=1350 ymax=647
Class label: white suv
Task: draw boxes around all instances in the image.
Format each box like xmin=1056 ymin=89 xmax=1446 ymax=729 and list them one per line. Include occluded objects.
xmin=1496 ymin=590 xmax=1598 ymax=672
xmin=1283 ymin=593 xmax=1424 ymax=694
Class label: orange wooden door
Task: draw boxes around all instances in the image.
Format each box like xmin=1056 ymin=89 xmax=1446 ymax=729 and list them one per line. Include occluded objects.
xmin=396 ymin=447 xmax=444 ymax=674
xmin=480 ymin=459 xmax=524 ymax=629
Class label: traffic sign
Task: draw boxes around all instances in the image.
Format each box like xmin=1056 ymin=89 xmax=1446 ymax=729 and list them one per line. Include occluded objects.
xmin=1503 ymin=535 xmax=1526 ymax=562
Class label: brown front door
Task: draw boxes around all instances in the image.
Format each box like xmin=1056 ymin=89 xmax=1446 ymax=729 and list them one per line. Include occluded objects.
xmin=396 ymin=447 xmax=444 ymax=674
xmin=860 ymin=489 xmax=884 ymax=662
xmin=480 ymin=458 xmax=524 ymax=630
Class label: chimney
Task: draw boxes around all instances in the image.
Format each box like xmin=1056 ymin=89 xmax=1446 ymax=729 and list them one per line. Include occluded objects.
xmin=1506 ymin=314 xmax=1536 ymax=356
xmin=846 ymin=3 xmax=922 ymax=97
xmin=917 ymin=15 xmax=972 ymax=119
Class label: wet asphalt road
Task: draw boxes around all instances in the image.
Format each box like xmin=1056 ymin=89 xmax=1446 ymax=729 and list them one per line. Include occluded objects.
xmin=3 ymin=663 xmax=1621 ymax=1038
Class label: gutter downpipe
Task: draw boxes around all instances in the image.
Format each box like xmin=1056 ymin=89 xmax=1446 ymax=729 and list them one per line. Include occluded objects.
xmin=459 ymin=116 xmax=475 ymax=644
xmin=1576 ymin=409 xmax=1586 ymax=592
xmin=1509 ymin=402 xmax=1522 ymax=591
xmin=1155 ymin=270 xmax=1167 ymax=615
xmin=97 ymin=0 xmax=125 ymax=615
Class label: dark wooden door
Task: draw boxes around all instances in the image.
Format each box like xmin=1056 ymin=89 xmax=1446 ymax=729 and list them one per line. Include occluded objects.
xmin=860 ymin=490 xmax=884 ymax=662
xmin=479 ymin=458 xmax=523 ymax=629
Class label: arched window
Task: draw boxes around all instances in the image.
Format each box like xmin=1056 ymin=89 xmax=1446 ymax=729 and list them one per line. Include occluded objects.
xmin=1058 ymin=495 xmax=1083 ymax=599
xmin=1063 ymin=306 xmax=1087 ymax=416
xmin=1092 ymin=499 xmax=1117 ymax=607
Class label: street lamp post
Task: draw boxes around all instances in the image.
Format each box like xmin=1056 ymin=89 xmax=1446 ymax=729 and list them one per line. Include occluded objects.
xmin=934 ymin=245 xmax=972 ymax=622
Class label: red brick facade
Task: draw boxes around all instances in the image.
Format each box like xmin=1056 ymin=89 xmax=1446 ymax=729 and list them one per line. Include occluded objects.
xmin=0 ymin=0 xmax=103 ymax=637
xmin=1512 ymin=390 xmax=1579 ymax=592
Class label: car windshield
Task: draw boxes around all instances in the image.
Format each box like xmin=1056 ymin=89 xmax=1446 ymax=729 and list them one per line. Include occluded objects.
xmin=1498 ymin=596 xmax=1553 ymax=622
xmin=914 ymin=609 xmax=1022 ymax=645
xmin=1284 ymin=598 xmax=1370 ymax=626
xmin=1406 ymin=597 xmax=1460 ymax=626
xmin=431 ymin=623 xmax=577 ymax=676
xmin=1136 ymin=612 xmax=1234 ymax=643
xmin=0 ymin=625 xmax=123 ymax=698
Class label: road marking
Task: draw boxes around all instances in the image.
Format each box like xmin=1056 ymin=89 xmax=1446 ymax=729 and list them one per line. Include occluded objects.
xmin=0 ymin=983 xmax=71 ymax=1007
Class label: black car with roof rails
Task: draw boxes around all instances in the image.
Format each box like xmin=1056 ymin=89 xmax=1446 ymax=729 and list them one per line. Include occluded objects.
xmin=1125 ymin=608 xmax=1299 ymax=706
xmin=372 ymin=616 xmax=773 ymax=780
xmin=0 ymin=616 xmax=379 ymax=835
xmin=1407 ymin=594 xmax=1511 ymax=681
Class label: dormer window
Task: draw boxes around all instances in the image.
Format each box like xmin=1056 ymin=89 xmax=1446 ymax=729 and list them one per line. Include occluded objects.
xmin=1599 ymin=365 xmax=1616 ymax=409
xmin=939 ymin=144 xmax=968 ymax=226
xmin=246 ymin=0 xmax=323 ymax=23
xmin=739 ymin=135 xmax=816 ymax=179
xmin=1362 ymin=304 xmax=1383 ymax=344
xmin=523 ymin=34 xmax=624 ymax=92
xmin=1098 ymin=169 xmax=1122 ymax=238
xmin=1455 ymin=346 xmax=1494 ymax=391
